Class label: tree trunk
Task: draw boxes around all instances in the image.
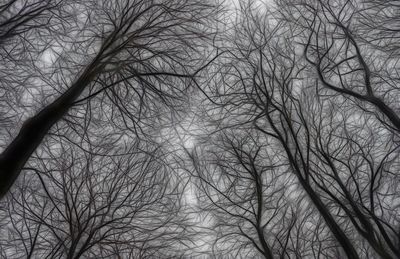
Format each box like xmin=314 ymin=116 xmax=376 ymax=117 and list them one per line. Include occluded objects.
xmin=0 ymin=58 xmax=103 ymax=198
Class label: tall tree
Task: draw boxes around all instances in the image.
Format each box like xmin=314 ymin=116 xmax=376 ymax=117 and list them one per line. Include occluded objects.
xmin=205 ymin=1 xmax=400 ymax=257
xmin=0 ymin=0 xmax=219 ymax=198
xmin=190 ymin=130 xmax=319 ymax=258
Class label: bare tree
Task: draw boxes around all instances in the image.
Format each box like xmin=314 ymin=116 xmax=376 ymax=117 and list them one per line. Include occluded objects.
xmin=2 ymin=0 xmax=400 ymax=258
xmin=277 ymin=0 xmax=400 ymax=133
xmin=205 ymin=2 xmax=364 ymax=257
xmin=204 ymin=1 xmax=400 ymax=258
xmin=0 ymin=0 xmax=220 ymax=198
xmin=189 ymin=130 xmax=321 ymax=258
xmin=0 ymin=0 xmax=65 ymax=149
xmin=0 ymin=136 xmax=191 ymax=258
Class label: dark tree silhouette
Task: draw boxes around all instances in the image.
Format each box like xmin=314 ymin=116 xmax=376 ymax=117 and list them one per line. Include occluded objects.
xmin=0 ymin=0 xmax=219 ymax=198
xmin=1 ymin=137 xmax=191 ymax=258
xmin=1 ymin=0 xmax=400 ymax=258
xmin=189 ymin=130 xmax=319 ymax=258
